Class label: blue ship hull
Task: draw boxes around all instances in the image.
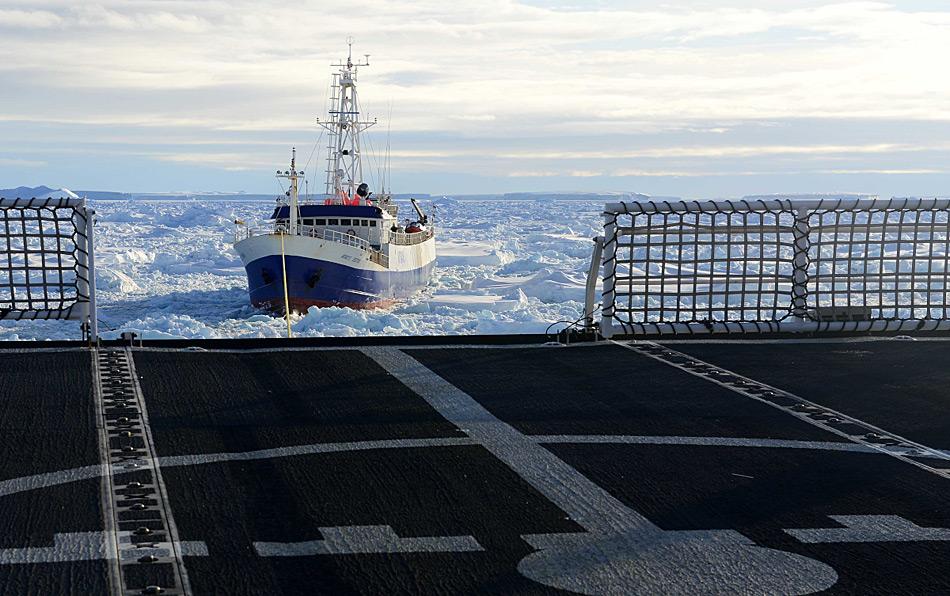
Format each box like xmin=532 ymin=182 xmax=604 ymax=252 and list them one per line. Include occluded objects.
xmin=244 ymin=254 xmax=434 ymax=311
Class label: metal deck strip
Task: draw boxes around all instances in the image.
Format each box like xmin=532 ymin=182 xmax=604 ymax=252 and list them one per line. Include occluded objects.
xmin=91 ymin=349 xmax=121 ymax=595
xmin=615 ymin=340 xmax=950 ymax=481
xmin=92 ymin=348 xmax=193 ymax=596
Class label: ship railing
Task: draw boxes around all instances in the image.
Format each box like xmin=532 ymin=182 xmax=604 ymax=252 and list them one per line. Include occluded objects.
xmin=234 ymin=222 xmax=391 ymax=267
xmin=304 ymin=226 xmax=371 ymax=251
xmin=390 ymin=228 xmax=435 ymax=246
xmin=235 ymin=222 xmax=370 ymax=251
xmin=304 ymin=226 xmax=390 ymax=267
xmin=589 ymin=195 xmax=950 ymax=337
xmin=233 ymin=220 xmax=254 ymax=242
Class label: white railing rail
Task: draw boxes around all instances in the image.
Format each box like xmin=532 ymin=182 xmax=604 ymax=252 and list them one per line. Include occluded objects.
xmin=233 ymin=221 xmax=393 ymax=267
xmin=309 ymin=227 xmax=370 ymax=251
xmin=390 ymin=227 xmax=435 ymax=246
xmin=234 ymin=223 xmax=369 ymax=251
xmin=596 ymin=195 xmax=950 ymax=337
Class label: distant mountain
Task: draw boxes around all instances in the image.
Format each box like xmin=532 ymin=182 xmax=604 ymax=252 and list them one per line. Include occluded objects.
xmin=0 ymin=186 xmax=134 ymax=200
xmin=75 ymin=190 xmax=135 ymax=200
xmin=2 ymin=186 xmax=649 ymax=202
xmin=441 ymin=192 xmax=654 ymax=202
xmin=0 ymin=185 xmax=73 ymax=198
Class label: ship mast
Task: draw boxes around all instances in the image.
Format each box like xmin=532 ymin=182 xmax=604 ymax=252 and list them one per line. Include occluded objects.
xmin=318 ymin=38 xmax=377 ymax=204
xmin=276 ymin=147 xmax=301 ymax=232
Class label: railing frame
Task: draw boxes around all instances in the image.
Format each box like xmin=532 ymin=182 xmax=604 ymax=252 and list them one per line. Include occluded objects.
xmin=0 ymin=197 xmax=97 ymax=338
xmin=596 ymin=195 xmax=950 ymax=337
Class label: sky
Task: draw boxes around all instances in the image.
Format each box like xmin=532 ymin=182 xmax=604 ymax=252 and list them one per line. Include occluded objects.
xmin=2 ymin=0 xmax=950 ymax=198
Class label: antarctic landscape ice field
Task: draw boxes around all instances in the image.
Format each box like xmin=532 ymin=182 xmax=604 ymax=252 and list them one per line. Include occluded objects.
xmin=0 ymin=198 xmax=602 ymax=341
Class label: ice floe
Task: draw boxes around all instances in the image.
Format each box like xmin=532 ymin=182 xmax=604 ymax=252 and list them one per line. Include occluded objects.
xmin=1 ymin=198 xmax=603 ymax=340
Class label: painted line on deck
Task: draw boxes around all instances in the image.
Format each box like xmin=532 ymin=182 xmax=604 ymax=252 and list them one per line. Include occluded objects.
xmin=4 ymin=435 xmax=949 ymax=501
xmin=157 ymin=437 xmax=476 ymax=467
xmin=0 ymin=464 xmax=105 ymax=499
xmin=361 ymin=346 xmax=838 ymax=595
xmin=786 ymin=515 xmax=950 ymax=544
xmin=361 ymin=346 xmax=683 ymax=534
xmin=0 ymin=532 xmax=208 ymax=565
xmin=253 ymin=525 xmax=483 ymax=557
xmin=534 ymin=435 xmax=875 ymax=453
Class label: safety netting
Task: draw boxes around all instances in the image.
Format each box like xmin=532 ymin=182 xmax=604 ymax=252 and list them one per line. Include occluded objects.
xmin=601 ymin=196 xmax=950 ymax=336
xmin=0 ymin=198 xmax=92 ymax=321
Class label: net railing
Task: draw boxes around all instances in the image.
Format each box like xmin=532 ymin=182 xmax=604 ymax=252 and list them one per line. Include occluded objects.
xmin=599 ymin=195 xmax=950 ymax=336
xmin=0 ymin=197 xmax=96 ymax=331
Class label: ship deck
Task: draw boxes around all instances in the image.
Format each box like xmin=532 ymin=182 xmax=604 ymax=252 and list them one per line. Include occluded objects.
xmin=2 ymin=335 xmax=950 ymax=594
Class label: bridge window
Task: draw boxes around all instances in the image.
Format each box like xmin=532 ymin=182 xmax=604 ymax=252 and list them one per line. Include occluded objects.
xmin=369 ymin=220 xmax=377 ymax=227
xmin=327 ymin=219 xmax=339 ymax=225
xmin=315 ymin=219 xmax=326 ymax=226
xmin=340 ymin=219 xmax=351 ymax=226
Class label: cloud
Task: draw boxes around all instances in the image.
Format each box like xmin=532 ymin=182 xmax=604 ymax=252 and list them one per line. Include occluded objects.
xmin=497 ymin=143 xmax=925 ymax=160
xmin=0 ymin=9 xmax=63 ymax=28
xmin=816 ymin=168 xmax=946 ymax=175
xmin=1 ymin=1 xmax=950 ymax=192
xmin=151 ymin=152 xmax=279 ymax=170
xmin=0 ymin=157 xmax=46 ymax=167
xmin=508 ymin=169 xmax=603 ymax=177
xmin=451 ymin=115 xmax=497 ymax=122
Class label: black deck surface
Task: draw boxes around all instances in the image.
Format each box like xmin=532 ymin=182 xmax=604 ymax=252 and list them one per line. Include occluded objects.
xmin=669 ymin=339 xmax=950 ymax=449
xmin=0 ymin=351 xmax=96 ymax=478
xmin=1 ymin=339 xmax=949 ymax=594
xmin=135 ymin=350 xmax=463 ymax=456
xmin=0 ymin=351 xmax=105 ymax=595
xmin=407 ymin=344 xmax=842 ymax=442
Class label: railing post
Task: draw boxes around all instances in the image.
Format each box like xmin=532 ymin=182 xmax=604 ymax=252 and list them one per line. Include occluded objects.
xmin=601 ymin=212 xmax=619 ymax=338
xmin=791 ymin=206 xmax=810 ymax=322
xmin=73 ymin=203 xmax=98 ymax=341
xmin=584 ymin=236 xmax=604 ymax=332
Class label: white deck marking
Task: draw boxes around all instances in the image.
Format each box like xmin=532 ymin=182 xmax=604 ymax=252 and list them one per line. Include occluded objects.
xmin=254 ymin=525 xmax=483 ymax=556
xmin=158 ymin=437 xmax=475 ymax=467
xmin=0 ymin=533 xmax=208 ymax=565
xmin=1 ymin=435 xmax=945 ymax=502
xmin=0 ymin=533 xmax=106 ymax=564
xmin=535 ymin=435 xmax=874 ymax=453
xmin=0 ymin=465 xmax=104 ymax=498
xmin=362 ymin=346 xmax=838 ymax=595
xmin=786 ymin=515 xmax=950 ymax=543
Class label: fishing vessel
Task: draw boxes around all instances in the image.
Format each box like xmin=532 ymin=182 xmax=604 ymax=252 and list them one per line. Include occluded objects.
xmin=233 ymin=42 xmax=436 ymax=311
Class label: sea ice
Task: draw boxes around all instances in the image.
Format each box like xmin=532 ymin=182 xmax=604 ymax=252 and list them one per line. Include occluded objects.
xmin=1 ymin=198 xmax=602 ymax=340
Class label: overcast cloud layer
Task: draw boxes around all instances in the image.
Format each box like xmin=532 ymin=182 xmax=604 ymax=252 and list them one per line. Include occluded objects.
xmin=1 ymin=0 xmax=950 ymax=197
